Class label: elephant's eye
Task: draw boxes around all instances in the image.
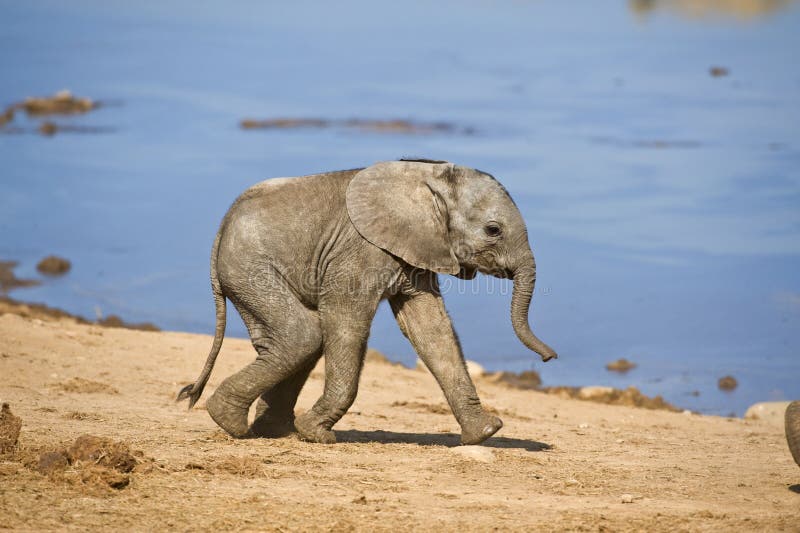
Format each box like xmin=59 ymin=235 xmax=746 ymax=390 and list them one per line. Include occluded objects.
xmin=484 ymin=224 xmax=502 ymax=237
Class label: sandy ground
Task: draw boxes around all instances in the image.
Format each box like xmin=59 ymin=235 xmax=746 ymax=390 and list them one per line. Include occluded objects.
xmin=0 ymin=312 xmax=798 ymax=531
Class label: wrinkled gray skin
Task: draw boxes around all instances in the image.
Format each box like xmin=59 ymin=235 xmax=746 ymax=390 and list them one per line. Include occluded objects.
xmin=178 ymin=160 xmax=557 ymax=445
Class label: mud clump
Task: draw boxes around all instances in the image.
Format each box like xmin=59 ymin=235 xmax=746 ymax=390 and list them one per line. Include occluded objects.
xmin=33 ymin=435 xmax=140 ymax=491
xmin=52 ymin=377 xmax=119 ymax=395
xmin=211 ymin=455 xmax=273 ymax=478
xmin=606 ymin=358 xmax=637 ymax=373
xmin=718 ymin=375 xmax=738 ymax=391
xmin=0 ymin=261 xmax=40 ymax=293
xmin=0 ymin=403 xmax=22 ymax=452
xmin=79 ymin=464 xmax=130 ymax=489
xmin=36 ymin=255 xmax=71 ymax=276
xmin=67 ymin=435 xmax=137 ymax=473
xmin=544 ymin=385 xmax=680 ymax=412
xmin=486 ymin=369 xmax=542 ymax=390
xmin=37 ymin=450 xmax=69 ymax=475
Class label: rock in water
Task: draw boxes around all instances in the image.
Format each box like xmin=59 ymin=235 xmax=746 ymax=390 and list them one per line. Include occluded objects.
xmin=0 ymin=403 xmax=22 ymax=452
xmin=606 ymin=358 xmax=636 ymax=373
xmin=718 ymin=375 xmax=738 ymax=391
xmin=36 ymin=255 xmax=71 ymax=276
xmin=709 ymin=66 xmax=729 ymax=77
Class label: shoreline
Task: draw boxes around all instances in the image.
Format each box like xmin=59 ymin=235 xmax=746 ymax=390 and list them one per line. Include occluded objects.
xmin=0 ymin=292 xmax=687 ymax=415
xmin=0 ymin=257 xmax=787 ymax=419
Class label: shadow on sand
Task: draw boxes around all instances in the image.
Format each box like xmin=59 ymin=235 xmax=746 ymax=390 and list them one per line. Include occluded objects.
xmin=335 ymin=429 xmax=550 ymax=452
xmin=789 ymin=484 xmax=800 ymax=494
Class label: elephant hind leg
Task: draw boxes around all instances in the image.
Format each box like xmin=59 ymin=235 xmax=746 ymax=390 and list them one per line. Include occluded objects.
xmin=251 ymin=353 xmax=321 ymax=438
xmin=206 ymin=273 xmax=322 ymax=438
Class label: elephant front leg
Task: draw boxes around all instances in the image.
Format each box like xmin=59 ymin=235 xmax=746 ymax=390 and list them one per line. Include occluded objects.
xmin=389 ymin=273 xmax=502 ymax=445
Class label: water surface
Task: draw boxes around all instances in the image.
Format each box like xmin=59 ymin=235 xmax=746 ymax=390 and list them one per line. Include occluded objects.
xmin=2 ymin=1 xmax=799 ymax=415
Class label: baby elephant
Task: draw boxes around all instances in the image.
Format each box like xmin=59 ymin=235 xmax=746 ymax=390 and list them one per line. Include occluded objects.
xmin=178 ymin=159 xmax=557 ymax=445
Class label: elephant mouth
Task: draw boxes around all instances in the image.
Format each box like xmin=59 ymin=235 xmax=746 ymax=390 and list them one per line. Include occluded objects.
xmin=455 ymin=266 xmax=477 ymax=280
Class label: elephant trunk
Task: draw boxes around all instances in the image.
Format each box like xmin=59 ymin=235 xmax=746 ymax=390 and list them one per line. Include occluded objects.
xmin=510 ymin=252 xmax=558 ymax=362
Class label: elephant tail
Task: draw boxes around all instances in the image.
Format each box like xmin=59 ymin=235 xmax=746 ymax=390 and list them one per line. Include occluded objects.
xmin=177 ymin=231 xmax=227 ymax=409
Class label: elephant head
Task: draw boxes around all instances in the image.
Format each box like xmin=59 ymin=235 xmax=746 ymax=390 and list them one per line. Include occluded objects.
xmin=346 ymin=159 xmax=558 ymax=362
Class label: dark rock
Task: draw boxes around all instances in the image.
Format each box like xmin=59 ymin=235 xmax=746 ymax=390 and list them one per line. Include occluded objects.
xmin=36 ymin=255 xmax=71 ymax=276
xmin=718 ymin=376 xmax=738 ymax=391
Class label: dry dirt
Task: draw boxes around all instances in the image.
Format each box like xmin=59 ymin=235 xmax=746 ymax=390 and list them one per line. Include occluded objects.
xmin=0 ymin=312 xmax=798 ymax=531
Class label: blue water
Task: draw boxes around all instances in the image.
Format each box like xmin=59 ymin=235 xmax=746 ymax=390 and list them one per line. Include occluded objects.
xmin=1 ymin=1 xmax=798 ymax=416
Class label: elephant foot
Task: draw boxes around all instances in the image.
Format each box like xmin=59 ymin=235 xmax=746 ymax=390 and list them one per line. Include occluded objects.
xmin=460 ymin=413 xmax=503 ymax=445
xmin=250 ymin=400 xmax=296 ymax=438
xmin=206 ymin=389 xmax=252 ymax=439
xmin=294 ymin=413 xmax=337 ymax=444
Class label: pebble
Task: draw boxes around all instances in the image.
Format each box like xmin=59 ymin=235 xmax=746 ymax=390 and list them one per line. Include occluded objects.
xmin=578 ymin=386 xmax=614 ymax=400
xmin=578 ymin=423 xmax=589 ymax=429
xmin=621 ymin=494 xmax=634 ymax=504
xmin=450 ymin=446 xmax=495 ymax=463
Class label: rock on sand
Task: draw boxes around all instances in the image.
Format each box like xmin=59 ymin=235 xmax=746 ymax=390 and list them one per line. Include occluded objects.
xmin=744 ymin=401 xmax=792 ymax=426
xmin=450 ymin=445 xmax=495 ymax=463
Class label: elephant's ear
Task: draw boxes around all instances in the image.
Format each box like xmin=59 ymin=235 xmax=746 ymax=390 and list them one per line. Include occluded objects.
xmin=346 ymin=161 xmax=459 ymax=274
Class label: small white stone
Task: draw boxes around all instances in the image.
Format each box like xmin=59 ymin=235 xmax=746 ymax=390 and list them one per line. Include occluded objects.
xmin=578 ymin=386 xmax=614 ymax=400
xmin=565 ymin=478 xmax=580 ymax=486
xmin=621 ymin=494 xmax=634 ymax=504
xmin=465 ymin=360 xmax=486 ymax=378
xmin=682 ymin=410 xmax=692 ymax=415
xmin=615 ymin=439 xmax=624 ymax=444
xmin=578 ymin=423 xmax=589 ymax=429
xmin=451 ymin=446 xmax=495 ymax=463
xmin=744 ymin=401 xmax=792 ymax=426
